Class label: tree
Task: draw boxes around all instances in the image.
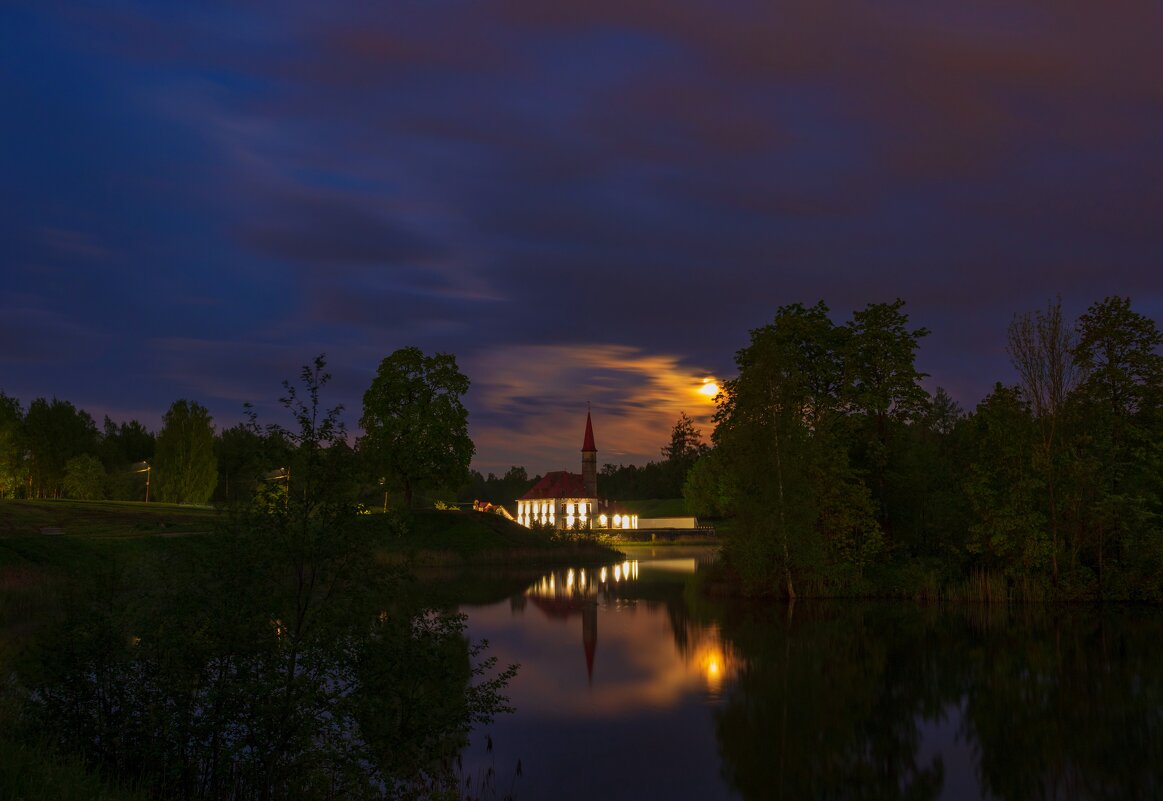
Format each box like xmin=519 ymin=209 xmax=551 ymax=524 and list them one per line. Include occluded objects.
xmin=23 ymin=397 xmax=99 ymax=498
xmin=1069 ymin=296 xmax=1163 ymax=595
xmin=714 ymin=302 xmax=881 ymax=597
xmin=0 ymin=391 xmax=23 ymax=498
xmin=154 ymin=400 xmax=218 ymax=504
xmin=360 ymin=347 xmax=474 ymax=508
xmin=63 ymin=454 xmax=106 ymax=500
xmin=1007 ymin=296 xmax=1081 ymax=584
xmin=844 ymin=299 xmax=931 ymax=532
xmin=683 ymin=449 xmax=733 ymax=519
xmin=662 ymin=412 xmax=707 ymax=463
xmin=98 ymin=416 xmax=155 ymax=500
xmin=214 ymin=423 xmax=271 ymax=503
xmin=963 ymin=384 xmax=1049 ymax=578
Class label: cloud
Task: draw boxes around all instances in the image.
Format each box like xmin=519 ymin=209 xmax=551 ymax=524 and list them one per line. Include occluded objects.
xmin=466 ymin=343 xmax=719 ymax=474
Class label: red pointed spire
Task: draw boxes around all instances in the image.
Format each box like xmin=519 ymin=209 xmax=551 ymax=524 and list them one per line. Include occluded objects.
xmin=582 ymin=409 xmax=596 ymax=452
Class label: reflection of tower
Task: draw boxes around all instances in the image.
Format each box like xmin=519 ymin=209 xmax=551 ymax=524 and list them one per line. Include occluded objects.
xmin=582 ymin=409 xmax=597 ymax=498
xmin=582 ymin=601 xmax=597 ymax=686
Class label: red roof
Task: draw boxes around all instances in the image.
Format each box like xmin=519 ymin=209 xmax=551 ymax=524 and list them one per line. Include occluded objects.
xmin=520 ymin=470 xmax=589 ymax=500
xmin=582 ymin=411 xmax=596 ymax=452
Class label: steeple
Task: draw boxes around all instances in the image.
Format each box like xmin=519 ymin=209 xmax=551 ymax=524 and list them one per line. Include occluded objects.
xmin=582 ymin=408 xmax=596 ymax=453
xmin=581 ymin=407 xmax=597 ymax=498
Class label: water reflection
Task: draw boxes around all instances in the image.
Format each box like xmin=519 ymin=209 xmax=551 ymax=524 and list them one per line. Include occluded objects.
xmin=519 ymin=555 xmax=736 ymax=692
xmin=460 ymin=550 xmax=1163 ymax=801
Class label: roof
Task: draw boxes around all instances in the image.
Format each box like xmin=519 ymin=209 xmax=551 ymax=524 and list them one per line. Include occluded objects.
xmin=582 ymin=410 xmax=596 ymax=452
xmin=520 ymin=470 xmax=589 ymax=500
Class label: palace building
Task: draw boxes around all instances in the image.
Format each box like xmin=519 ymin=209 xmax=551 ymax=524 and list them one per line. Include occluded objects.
xmin=514 ymin=411 xmax=639 ymax=531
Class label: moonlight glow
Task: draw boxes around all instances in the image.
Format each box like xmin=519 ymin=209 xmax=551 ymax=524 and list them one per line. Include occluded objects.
xmin=699 ymin=379 xmax=720 ymax=399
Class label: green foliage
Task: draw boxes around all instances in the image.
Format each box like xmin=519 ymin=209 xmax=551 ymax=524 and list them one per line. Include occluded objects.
xmin=683 ymin=449 xmax=734 ymax=519
xmin=153 ymin=400 xmax=218 ymax=504
xmin=23 ymin=397 xmax=99 ymax=498
xmin=62 ymin=454 xmax=106 ymax=500
xmin=13 ymin=356 xmax=516 ymax=800
xmin=214 ymin=422 xmax=280 ymax=504
xmin=714 ymin=302 xmax=897 ymax=596
xmin=97 ymin=417 xmax=155 ymax=501
xmin=458 ymin=465 xmax=534 ymax=506
xmin=360 ymin=347 xmax=474 ymax=508
xmin=0 ymin=391 xmax=24 ymax=498
xmin=963 ymin=384 xmax=1050 ymax=576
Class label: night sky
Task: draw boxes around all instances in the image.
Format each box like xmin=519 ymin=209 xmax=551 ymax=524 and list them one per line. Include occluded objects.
xmin=3 ymin=1 xmax=1161 ymax=476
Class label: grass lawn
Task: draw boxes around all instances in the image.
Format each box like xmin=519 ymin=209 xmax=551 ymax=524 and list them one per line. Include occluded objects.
xmin=0 ymin=498 xmax=218 ymax=538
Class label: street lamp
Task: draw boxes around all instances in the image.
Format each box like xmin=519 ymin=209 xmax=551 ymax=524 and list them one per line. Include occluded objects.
xmin=132 ymin=460 xmax=151 ymax=503
xmin=378 ymin=477 xmax=388 ymax=513
xmin=265 ymin=467 xmax=290 ymax=508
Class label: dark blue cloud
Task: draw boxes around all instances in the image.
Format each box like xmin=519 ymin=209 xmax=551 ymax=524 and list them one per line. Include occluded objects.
xmin=2 ymin=0 xmax=1160 ymax=473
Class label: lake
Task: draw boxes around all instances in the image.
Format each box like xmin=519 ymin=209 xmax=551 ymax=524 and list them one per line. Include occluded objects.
xmin=457 ymin=546 xmax=1163 ymax=801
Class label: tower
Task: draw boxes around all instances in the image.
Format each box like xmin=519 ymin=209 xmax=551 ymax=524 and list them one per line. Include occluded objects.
xmin=581 ymin=408 xmax=597 ymax=498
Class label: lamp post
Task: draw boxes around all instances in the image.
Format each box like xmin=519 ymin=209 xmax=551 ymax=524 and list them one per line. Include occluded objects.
xmin=266 ymin=467 xmax=290 ymax=508
xmin=132 ymin=460 xmax=151 ymax=503
xmin=378 ymin=477 xmax=388 ymax=513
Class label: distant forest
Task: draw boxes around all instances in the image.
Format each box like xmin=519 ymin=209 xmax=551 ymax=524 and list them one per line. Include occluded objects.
xmin=2 ymin=295 xmax=1161 ymax=600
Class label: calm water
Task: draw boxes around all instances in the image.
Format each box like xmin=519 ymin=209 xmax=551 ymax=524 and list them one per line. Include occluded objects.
xmin=457 ymin=546 xmax=1163 ymax=801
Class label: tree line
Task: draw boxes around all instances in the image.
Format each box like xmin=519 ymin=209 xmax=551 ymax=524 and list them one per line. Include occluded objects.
xmin=687 ymin=296 xmax=1163 ymax=601
xmin=0 ymin=347 xmax=477 ymax=510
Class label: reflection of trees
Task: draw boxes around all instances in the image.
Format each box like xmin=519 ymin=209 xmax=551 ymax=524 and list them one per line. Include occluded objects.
xmin=714 ymin=604 xmax=947 ymax=801
xmin=22 ymin=360 xmax=515 ymax=801
xmin=961 ymin=607 xmax=1163 ymax=801
xmin=711 ymin=602 xmax=1163 ymax=801
xmin=28 ymin=540 xmax=514 ymax=800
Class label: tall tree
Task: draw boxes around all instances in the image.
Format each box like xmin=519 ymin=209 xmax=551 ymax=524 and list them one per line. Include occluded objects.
xmin=1069 ymin=296 xmax=1163 ymax=594
xmin=23 ymin=397 xmax=99 ymax=498
xmin=1007 ymin=296 xmax=1081 ymax=584
xmin=662 ymin=412 xmax=707 ymax=463
xmin=98 ymin=416 xmax=155 ymax=500
xmin=0 ymin=391 xmax=24 ymax=498
xmin=844 ymin=299 xmax=931 ymax=532
xmin=360 ymin=347 xmax=474 ymax=508
xmin=63 ymin=454 xmax=106 ymax=500
xmin=714 ymin=302 xmax=880 ymax=597
xmin=963 ymin=384 xmax=1048 ymax=577
xmin=154 ymin=400 xmax=218 ymax=504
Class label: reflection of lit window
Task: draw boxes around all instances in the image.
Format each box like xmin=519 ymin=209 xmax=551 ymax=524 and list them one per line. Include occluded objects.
xmin=600 ymin=566 xmax=608 ymax=583
xmin=613 ymin=565 xmax=622 ymax=581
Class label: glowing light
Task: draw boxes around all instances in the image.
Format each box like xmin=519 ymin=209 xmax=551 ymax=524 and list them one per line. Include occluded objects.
xmin=613 ymin=514 xmax=622 ymax=527
xmin=600 ymin=566 xmax=608 ymax=583
xmin=599 ymin=514 xmax=608 ymax=526
xmin=699 ymin=379 xmax=720 ymax=399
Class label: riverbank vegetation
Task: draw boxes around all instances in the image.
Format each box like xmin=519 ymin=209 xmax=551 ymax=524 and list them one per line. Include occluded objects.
xmin=1 ymin=358 xmax=524 ymax=800
xmin=2 ymin=297 xmax=1161 ymax=605
xmin=690 ymin=296 xmax=1163 ymax=601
